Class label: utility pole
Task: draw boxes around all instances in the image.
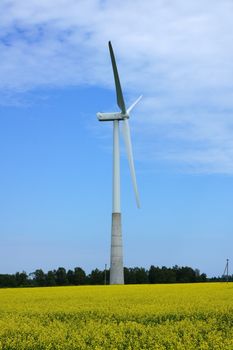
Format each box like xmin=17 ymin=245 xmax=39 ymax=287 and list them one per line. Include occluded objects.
xmin=104 ymin=264 xmax=107 ymax=285
xmin=223 ymin=259 xmax=229 ymax=283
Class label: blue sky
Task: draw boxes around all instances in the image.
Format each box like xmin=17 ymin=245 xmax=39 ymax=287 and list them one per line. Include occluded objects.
xmin=1 ymin=0 xmax=233 ymax=277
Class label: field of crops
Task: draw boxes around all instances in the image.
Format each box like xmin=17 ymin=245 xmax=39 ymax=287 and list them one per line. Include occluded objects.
xmin=0 ymin=283 xmax=232 ymax=349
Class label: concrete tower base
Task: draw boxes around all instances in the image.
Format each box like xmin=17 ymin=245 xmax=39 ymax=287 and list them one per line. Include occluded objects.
xmin=110 ymin=213 xmax=124 ymax=284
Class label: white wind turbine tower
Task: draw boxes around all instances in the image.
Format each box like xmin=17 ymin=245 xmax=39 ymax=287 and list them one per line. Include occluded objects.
xmin=97 ymin=41 xmax=142 ymax=284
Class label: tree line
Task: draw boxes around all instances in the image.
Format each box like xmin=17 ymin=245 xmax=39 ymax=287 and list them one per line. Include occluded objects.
xmin=0 ymin=265 xmax=217 ymax=288
xmin=0 ymin=265 xmax=231 ymax=288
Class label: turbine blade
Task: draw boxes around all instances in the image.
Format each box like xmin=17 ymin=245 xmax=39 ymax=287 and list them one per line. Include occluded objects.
xmin=108 ymin=41 xmax=126 ymax=115
xmin=127 ymin=95 xmax=143 ymax=114
xmin=122 ymin=118 xmax=140 ymax=208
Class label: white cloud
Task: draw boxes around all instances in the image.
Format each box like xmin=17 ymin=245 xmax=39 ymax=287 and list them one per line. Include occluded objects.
xmin=1 ymin=0 xmax=233 ymax=173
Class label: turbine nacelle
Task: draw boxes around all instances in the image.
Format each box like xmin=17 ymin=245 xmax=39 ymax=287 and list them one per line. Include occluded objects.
xmin=97 ymin=112 xmax=129 ymax=122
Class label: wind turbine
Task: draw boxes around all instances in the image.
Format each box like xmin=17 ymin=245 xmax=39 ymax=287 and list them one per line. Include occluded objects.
xmin=97 ymin=41 xmax=142 ymax=284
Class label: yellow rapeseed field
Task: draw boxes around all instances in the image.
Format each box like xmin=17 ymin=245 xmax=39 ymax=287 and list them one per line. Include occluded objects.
xmin=0 ymin=283 xmax=232 ymax=349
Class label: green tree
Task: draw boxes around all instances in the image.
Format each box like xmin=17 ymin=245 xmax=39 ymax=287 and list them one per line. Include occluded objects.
xmin=0 ymin=274 xmax=17 ymax=287
xmin=55 ymin=267 xmax=68 ymax=285
xmin=15 ymin=271 xmax=28 ymax=286
xmin=33 ymin=269 xmax=46 ymax=286
xmin=73 ymin=267 xmax=86 ymax=285
xmin=67 ymin=270 xmax=74 ymax=285
xmin=89 ymin=269 xmax=104 ymax=285
xmin=46 ymin=270 xmax=56 ymax=286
